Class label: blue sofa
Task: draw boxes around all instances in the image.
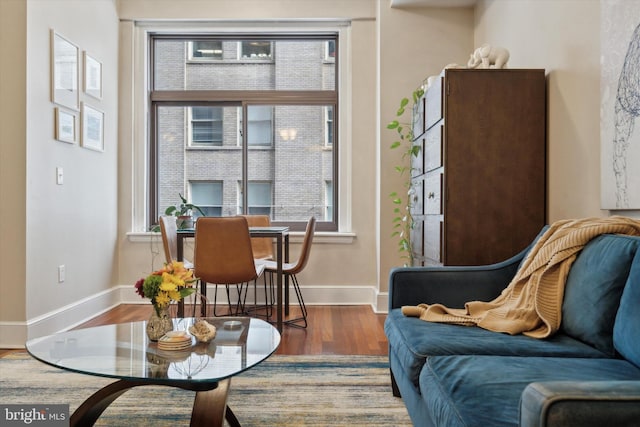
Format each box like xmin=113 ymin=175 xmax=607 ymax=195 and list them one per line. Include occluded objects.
xmin=385 ymin=229 xmax=640 ymax=427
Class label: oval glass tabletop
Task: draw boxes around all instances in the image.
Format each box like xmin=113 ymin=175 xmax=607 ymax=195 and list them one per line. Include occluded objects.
xmin=26 ymin=317 xmax=280 ymax=385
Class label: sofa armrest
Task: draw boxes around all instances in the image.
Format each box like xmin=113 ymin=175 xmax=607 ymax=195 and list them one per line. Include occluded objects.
xmin=520 ymin=381 xmax=640 ymax=427
xmin=388 ymin=251 xmax=524 ymax=310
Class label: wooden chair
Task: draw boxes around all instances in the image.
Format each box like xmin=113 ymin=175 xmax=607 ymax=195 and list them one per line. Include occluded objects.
xmin=194 ymin=216 xmax=265 ymax=317
xmin=263 ymin=216 xmax=316 ymax=328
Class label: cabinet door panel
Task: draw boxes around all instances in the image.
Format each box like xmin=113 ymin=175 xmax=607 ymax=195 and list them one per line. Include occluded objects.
xmin=413 ymin=95 xmax=425 ymax=138
xmin=410 ymin=178 xmax=424 ymax=216
xmin=424 ymin=172 xmax=442 ymax=215
xmin=424 ymin=216 xmax=442 ymax=265
xmin=424 ymin=124 xmax=443 ymax=172
xmin=425 ymin=76 xmax=443 ymax=130
xmin=411 ymin=139 xmax=424 ymax=177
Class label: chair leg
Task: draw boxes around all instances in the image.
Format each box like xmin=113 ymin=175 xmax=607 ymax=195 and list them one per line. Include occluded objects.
xmin=200 ymin=280 xmax=207 ymax=317
xmin=213 ymin=283 xmax=224 ymax=317
xmin=242 ymin=276 xmax=272 ymax=319
xmin=267 ymin=272 xmax=307 ymax=329
xmin=286 ymin=274 xmax=308 ymax=328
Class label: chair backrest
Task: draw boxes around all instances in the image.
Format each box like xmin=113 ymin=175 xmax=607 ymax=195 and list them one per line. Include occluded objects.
xmin=289 ymin=216 xmax=316 ymax=275
xmin=242 ymin=214 xmax=274 ymax=260
xmin=194 ymin=216 xmax=258 ymax=284
xmin=159 ymin=215 xmax=178 ymax=264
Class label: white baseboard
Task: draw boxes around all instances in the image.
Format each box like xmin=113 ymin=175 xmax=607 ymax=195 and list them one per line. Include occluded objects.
xmin=0 ymin=288 xmax=121 ymax=348
xmin=1 ymin=284 xmax=388 ymax=348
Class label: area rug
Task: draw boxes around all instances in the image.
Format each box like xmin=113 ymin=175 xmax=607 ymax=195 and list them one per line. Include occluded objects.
xmin=0 ymin=353 xmax=411 ymax=426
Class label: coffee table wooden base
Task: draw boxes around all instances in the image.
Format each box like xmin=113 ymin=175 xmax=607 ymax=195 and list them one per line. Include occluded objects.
xmin=70 ymin=378 xmax=239 ymax=427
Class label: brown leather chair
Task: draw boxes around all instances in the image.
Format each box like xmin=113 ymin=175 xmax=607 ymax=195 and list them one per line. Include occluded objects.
xmin=263 ymin=216 xmax=316 ymax=328
xmin=242 ymin=214 xmax=274 ymax=260
xmin=241 ymin=215 xmax=275 ymax=317
xmin=159 ymin=215 xmax=193 ymax=268
xmin=194 ymin=216 xmax=265 ymax=317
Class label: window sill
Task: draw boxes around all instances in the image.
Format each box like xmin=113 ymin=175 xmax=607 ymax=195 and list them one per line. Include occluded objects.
xmin=126 ymin=230 xmax=355 ymax=244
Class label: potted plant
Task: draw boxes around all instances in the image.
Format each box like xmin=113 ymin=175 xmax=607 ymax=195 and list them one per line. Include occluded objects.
xmin=165 ymin=193 xmax=205 ymax=229
xmin=387 ymin=87 xmax=424 ymax=266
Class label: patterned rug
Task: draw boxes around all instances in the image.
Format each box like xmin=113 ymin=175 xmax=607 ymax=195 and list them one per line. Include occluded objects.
xmin=0 ymin=353 xmax=411 ymax=426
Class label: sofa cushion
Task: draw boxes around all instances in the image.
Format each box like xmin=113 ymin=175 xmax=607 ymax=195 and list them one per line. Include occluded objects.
xmin=614 ymin=249 xmax=640 ymax=368
xmin=421 ymin=355 xmax=640 ymax=427
xmin=561 ymin=234 xmax=640 ymax=355
xmin=384 ymin=309 xmax=607 ymax=388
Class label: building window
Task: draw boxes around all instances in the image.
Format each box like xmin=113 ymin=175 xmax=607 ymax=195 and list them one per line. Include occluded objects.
xmin=325 ymin=40 xmax=335 ymax=60
xmin=241 ymin=106 xmax=273 ymax=146
xmin=189 ymin=41 xmax=223 ymax=60
xmin=325 ymin=106 xmax=333 ymax=146
xmin=239 ymin=182 xmax=272 ymax=216
xmin=325 ymin=181 xmax=333 ymax=221
xmin=150 ymin=34 xmax=338 ymax=231
xmin=191 ymin=181 xmax=223 ymax=217
xmin=190 ymin=107 xmax=223 ymax=146
xmin=240 ymin=41 xmax=272 ymax=59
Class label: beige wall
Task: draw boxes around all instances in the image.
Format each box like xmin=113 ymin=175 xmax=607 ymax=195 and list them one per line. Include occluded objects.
xmin=3 ymin=0 xmax=636 ymax=347
xmin=473 ymin=0 xmax=632 ymax=221
xmin=115 ymin=0 xmax=388 ymax=312
xmin=378 ymin=3 xmax=474 ymax=292
xmin=0 ymin=0 xmax=28 ymax=327
xmin=0 ymin=0 xmax=120 ymax=346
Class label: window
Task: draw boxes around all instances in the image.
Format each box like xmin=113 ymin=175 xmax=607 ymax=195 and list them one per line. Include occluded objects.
xmin=325 ymin=40 xmax=335 ymax=60
xmin=242 ymin=106 xmax=273 ymax=146
xmin=189 ymin=41 xmax=222 ymax=60
xmin=239 ymin=182 xmax=272 ymax=215
xmin=191 ymin=181 xmax=223 ymax=217
xmin=150 ymin=34 xmax=338 ymax=231
xmin=325 ymin=106 xmax=333 ymax=146
xmin=190 ymin=107 xmax=223 ymax=145
xmin=240 ymin=41 xmax=272 ymax=59
xmin=325 ymin=181 xmax=333 ymax=221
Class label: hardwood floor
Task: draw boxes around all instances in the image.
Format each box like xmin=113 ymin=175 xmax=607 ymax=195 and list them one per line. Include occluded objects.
xmin=1 ymin=305 xmax=389 ymax=357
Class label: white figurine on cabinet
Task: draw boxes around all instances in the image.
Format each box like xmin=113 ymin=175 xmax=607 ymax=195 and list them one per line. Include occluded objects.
xmin=467 ymin=44 xmax=510 ymax=69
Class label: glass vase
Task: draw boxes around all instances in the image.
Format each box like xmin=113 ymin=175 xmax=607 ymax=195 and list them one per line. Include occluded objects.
xmin=146 ymin=305 xmax=174 ymax=341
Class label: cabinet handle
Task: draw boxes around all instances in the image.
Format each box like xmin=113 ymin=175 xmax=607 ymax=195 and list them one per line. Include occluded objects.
xmin=427 ymin=192 xmax=435 ymax=199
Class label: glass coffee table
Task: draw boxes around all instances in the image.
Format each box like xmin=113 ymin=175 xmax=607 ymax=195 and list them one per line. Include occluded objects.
xmin=26 ymin=317 xmax=280 ymax=427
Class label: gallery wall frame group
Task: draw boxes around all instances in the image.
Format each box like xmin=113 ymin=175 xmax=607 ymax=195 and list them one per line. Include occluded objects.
xmin=51 ymin=29 xmax=103 ymax=151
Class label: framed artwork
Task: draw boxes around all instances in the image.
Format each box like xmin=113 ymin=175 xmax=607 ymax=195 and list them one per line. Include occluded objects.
xmin=54 ymin=107 xmax=77 ymax=144
xmin=83 ymin=51 xmax=102 ymax=99
xmin=601 ymin=1 xmax=640 ymax=209
xmin=51 ymin=30 xmax=79 ymax=110
xmin=81 ymin=103 xmax=104 ymax=152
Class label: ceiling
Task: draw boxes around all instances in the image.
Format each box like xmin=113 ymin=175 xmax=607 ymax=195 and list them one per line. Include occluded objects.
xmin=390 ymin=0 xmax=477 ymax=8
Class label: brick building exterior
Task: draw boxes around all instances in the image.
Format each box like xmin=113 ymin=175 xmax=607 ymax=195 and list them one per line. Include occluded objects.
xmin=154 ymin=39 xmax=335 ymax=223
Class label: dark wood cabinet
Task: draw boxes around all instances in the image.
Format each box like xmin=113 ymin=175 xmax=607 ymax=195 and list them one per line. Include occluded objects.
xmin=410 ymin=69 xmax=547 ymax=266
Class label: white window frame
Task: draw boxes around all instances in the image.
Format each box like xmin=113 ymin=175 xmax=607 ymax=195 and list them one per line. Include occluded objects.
xmin=128 ymin=21 xmax=352 ymax=234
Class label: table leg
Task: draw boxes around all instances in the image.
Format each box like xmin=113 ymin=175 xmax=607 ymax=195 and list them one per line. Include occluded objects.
xmin=191 ymin=379 xmax=235 ymax=427
xmin=70 ymin=379 xmax=235 ymax=427
xmin=276 ymin=234 xmax=283 ymax=333
xmin=177 ymin=233 xmax=186 ymax=318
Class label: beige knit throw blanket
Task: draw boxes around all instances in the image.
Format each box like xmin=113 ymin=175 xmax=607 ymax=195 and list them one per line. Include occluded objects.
xmin=402 ymin=216 xmax=640 ymax=338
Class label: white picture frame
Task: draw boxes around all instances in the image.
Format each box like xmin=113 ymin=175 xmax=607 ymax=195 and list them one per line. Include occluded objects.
xmin=81 ymin=103 xmax=104 ymax=152
xmin=51 ymin=30 xmax=79 ymax=110
xmin=54 ymin=107 xmax=77 ymax=144
xmin=601 ymin=3 xmax=640 ymax=209
xmin=83 ymin=51 xmax=102 ymax=99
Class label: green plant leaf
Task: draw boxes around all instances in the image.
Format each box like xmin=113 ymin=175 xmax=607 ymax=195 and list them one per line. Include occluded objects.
xmin=390 ymin=141 xmax=401 ymax=149
xmin=387 ymin=121 xmax=399 ymax=129
xmin=400 ymin=98 xmax=409 ymax=108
